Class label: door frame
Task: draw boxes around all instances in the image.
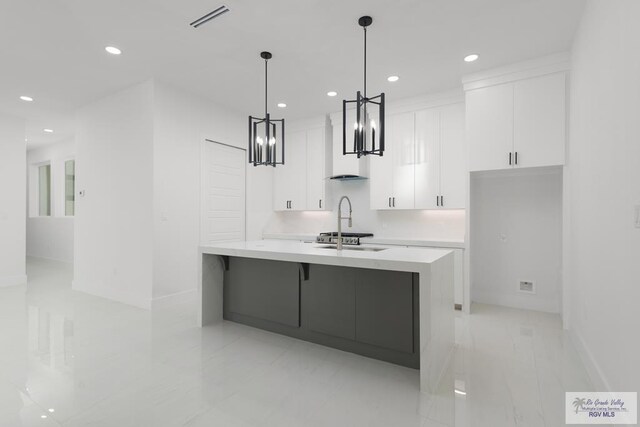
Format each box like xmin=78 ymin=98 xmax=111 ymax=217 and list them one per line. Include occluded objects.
xmin=199 ymin=139 xmax=247 ymax=244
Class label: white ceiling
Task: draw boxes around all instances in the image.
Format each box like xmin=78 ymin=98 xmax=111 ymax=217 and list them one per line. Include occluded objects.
xmin=0 ymin=0 xmax=585 ymax=149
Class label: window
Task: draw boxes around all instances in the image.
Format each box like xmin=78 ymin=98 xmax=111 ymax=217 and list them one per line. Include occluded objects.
xmin=38 ymin=164 xmax=51 ymax=216
xmin=65 ymin=159 xmax=75 ymax=216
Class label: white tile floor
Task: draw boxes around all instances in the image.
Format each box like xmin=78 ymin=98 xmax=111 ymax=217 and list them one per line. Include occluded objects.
xmin=0 ymin=258 xmax=595 ymax=426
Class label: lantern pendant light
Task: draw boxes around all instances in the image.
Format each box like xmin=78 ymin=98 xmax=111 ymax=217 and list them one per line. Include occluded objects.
xmin=343 ymin=16 xmax=385 ymax=158
xmin=248 ymin=51 xmax=285 ymax=167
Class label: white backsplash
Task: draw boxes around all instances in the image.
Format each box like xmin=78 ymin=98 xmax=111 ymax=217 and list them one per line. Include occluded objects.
xmin=263 ymin=179 xmax=466 ymax=241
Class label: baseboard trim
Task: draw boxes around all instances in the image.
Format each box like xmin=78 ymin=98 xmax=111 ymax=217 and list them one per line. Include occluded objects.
xmin=72 ymin=280 xmax=151 ymax=310
xmin=569 ymin=328 xmax=610 ymax=391
xmin=471 ymin=291 xmax=561 ymax=314
xmin=152 ymin=289 xmax=197 ymax=310
xmin=0 ymin=274 xmax=28 ymax=287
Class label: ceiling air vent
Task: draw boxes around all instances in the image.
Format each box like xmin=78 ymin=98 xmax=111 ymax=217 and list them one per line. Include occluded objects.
xmin=190 ymin=5 xmax=230 ymax=28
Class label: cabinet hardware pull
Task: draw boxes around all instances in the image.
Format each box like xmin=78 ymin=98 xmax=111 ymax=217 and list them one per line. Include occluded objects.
xmin=319 ymin=199 xmax=322 ymax=209
xmin=441 ymin=195 xmax=444 ymax=207
xmin=388 ymin=197 xmax=391 ymax=208
xmin=509 ymin=152 xmax=512 ymax=165
xmin=393 ymin=197 xmax=396 ymax=207
xmin=515 ymin=152 xmax=518 ymax=165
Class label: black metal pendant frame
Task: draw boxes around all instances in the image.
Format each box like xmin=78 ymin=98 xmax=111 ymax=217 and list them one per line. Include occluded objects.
xmin=343 ymin=16 xmax=385 ymax=158
xmin=248 ymin=51 xmax=285 ymax=167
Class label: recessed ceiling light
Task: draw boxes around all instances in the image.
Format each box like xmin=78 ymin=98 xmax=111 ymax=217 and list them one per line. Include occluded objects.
xmin=277 ymin=103 xmax=287 ymax=108
xmin=327 ymin=91 xmax=337 ymax=97
xmin=387 ymin=75 xmax=399 ymax=82
xmin=48 ymin=409 xmax=55 ymax=413
xmin=41 ymin=415 xmax=47 ymax=419
xmin=43 ymin=128 xmax=53 ymax=133
xmin=464 ymin=54 xmax=479 ymax=62
xmin=20 ymin=96 xmax=34 ymax=102
xmin=105 ymin=46 xmax=122 ymax=55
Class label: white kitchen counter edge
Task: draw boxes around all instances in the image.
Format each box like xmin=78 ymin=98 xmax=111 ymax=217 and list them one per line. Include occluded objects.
xmin=199 ymin=240 xmax=452 ymax=272
xmin=262 ymin=232 xmax=466 ymax=249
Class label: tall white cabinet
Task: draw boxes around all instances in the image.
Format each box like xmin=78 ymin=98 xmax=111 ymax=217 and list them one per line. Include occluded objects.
xmin=370 ymin=102 xmax=466 ymax=210
xmin=273 ymin=119 xmax=331 ymax=211
xmin=466 ymin=72 xmax=566 ymax=172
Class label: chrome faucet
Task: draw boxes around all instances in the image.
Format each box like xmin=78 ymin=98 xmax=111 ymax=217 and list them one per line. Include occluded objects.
xmin=337 ymin=196 xmax=353 ymax=251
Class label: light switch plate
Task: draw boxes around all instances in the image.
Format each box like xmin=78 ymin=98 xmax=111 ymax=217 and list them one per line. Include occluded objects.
xmin=635 ymin=205 xmax=640 ymax=228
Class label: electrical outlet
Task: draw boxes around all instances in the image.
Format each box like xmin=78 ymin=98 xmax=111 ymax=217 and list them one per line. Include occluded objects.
xmin=519 ymin=281 xmax=535 ymax=293
xmin=635 ymin=205 xmax=640 ymax=229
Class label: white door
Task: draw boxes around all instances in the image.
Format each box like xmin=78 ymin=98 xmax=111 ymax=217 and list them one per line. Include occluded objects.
xmin=201 ymin=141 xmax=246 ymax=244
xmin=467 ymin=83 xmax=514 ymax=172
xmin=391 ymin=111 xmax=415 ymax=209
xmin=305 ymin=127 xmax=326 ymax=211
xmin=439 ymin=103 xmax=466 ymax=209
xmin=414 ymin=108 xmax=440 ymax=210
xmin=513 ymin=73 xmax=566 ymax=168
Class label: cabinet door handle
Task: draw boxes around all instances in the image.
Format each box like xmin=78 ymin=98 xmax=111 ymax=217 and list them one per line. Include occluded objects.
xmin=441 ymin=195 xmax=444 ymax=207
xmin=388 ymin=197 xmax=391 ymax=208
xmin=319 ymin=199 xmax=322 ymax=209
xmin=515 ymin=152 xmax=518 ymax=165
xmin=509 ymin=152 xmax=512 ymax=165
xmin=436 ymin=196 xmax=439 ymax=207
xmin=392 ymin=197 xmax=396 ymax=207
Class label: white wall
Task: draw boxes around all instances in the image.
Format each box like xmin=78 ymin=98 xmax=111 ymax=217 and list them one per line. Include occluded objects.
xmin=0 ymin=113 xmax=26 ymax=286
xmin=26 ymin=139 xmax=75 ymax=263
xmin=264 ymin=178 xmax=466 ymax=241
xmin=470 ymin=168 xmax=563 ymax=313
xmin=74 ymin=81 xmax=154 ymax=309
xmin=152 ymin=81 xmax=273 ymax=302
xmin=567 ymin=0 xmax=640 ymax=391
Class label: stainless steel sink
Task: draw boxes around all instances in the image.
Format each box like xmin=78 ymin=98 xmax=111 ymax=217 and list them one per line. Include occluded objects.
xmin=314 ymin=245 xmax=387 ymax=252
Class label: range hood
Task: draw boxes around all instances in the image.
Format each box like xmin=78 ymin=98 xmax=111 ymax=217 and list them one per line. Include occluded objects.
xmin=329 ymin=112 xmax=370 ymax=180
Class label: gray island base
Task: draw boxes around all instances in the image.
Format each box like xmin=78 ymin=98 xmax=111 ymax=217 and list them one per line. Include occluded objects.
xmin=198 ymin=240 xmax=454 ymax=393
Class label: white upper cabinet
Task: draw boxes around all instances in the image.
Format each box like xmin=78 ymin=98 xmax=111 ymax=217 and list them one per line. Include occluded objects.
xmin=439 ymin=103 xmax=466 ymax=209
xmin=414 ymin=103 xmax=466 ymax=209
xmin=370 ymin=111 xmax=415 ymax=210
xmin=414 ymin=108 xmax=440 ymax=209
xmin=466 ymin=71 xmax=567 ymax=172
xmin=305 ymin=126 xmax=328 ymax=211
xmin=371 ymin=103 xmax=466 ymax=210
xmin=273 ymin=129 xmax=307 ymax=211
xmin=274 ymin=119 xmax=331 ymax=212
xmin=466 ymin=83 xmax=514 ymax=172
xmin=513 ymin=73 xmax=566 ymax=168
xmin=391 ymin=112 xmax=416 ymax=209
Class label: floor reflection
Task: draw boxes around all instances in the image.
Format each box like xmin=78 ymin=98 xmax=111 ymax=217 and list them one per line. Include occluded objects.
xmin=0 ymin=258 xmax=595 ymax=426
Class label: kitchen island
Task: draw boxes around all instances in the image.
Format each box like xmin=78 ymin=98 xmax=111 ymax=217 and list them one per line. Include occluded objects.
xmin=198 ymin=239 xmax=454 ymax=392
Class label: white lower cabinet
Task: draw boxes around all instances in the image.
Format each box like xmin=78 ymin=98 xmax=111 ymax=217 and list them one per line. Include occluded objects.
xmin=371 ymin=103 xmax=466 ymax=210
xmin=274 ymin=121 xmax=330 ymax=211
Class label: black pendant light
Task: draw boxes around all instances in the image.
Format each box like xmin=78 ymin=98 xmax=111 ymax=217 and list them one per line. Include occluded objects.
xmin=248 ymin=51 xmax=285 ymax=167
xmin=343 ymin=16 xmax=385 ymax=158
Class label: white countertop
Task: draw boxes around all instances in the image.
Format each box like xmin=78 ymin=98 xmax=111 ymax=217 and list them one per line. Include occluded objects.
xmin=262 ymin=233 xmax=466 ymax=249
xmin=200 ymin=239 xmax=452 ymax=272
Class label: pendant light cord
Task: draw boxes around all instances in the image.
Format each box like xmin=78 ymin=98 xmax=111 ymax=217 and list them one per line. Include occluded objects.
xmin=363 ymin=26 xmax=367 ymax=99
xmin=264 ymin=58 xmax=268 ymax=117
